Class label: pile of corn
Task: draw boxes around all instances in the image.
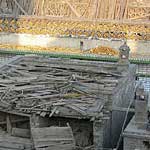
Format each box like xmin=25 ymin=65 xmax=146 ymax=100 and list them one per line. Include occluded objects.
xmin=90 ymin=46 xmax=119 ymax=56
xmin=0 ymin=18 xmax=149 ymax=40
xmin=0 ymin=44 xmax=119 ymax=56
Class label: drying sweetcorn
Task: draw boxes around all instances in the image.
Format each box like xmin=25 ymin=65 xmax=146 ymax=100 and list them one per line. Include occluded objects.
xmin=0 ymin=44 xmax=82 ymax=55
xmin=90 ymin=46 xmax=119 ymax=56
xmin=0 ymin=18 xmax=149 ymax=40
xmin=0 ymin=44 xmax=119 ymax=56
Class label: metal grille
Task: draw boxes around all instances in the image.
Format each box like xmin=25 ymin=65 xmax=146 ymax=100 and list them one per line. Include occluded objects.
xmin=138 ymin=77 xmax=150 ymax=92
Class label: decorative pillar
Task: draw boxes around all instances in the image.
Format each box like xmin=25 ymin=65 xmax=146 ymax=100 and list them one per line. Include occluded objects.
xmin=118 ymin=42 xmax=130 ymax=71
xmin=135 ymin=83 xmax=148 ymax=129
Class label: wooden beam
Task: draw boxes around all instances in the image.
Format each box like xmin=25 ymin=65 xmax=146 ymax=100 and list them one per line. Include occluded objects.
xmin=0 ymin=118 xmax=29 ymax=125
xmin=12 ymin=0 xmax=28 ymax=15
xmin=89 ymin=0 xmax=96 ymax=19
xmin=11 ymin=128 xmax=30 ymax=138
xmin=124 ymin=0 xmax=129 ymax=19
xmin=6 ymin=114 xmax=12 ymax=134
xmin=0 ymin=109 xmax=30 ymax=117
xmin=63 ymin=0 xmax=81 ymax=17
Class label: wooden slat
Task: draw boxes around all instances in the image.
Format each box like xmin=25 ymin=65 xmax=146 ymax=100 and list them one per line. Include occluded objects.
xmin=31 ymin=126 xmax=75 ymax=149
xmin=11 ymin=128 xmax=30 ymax=138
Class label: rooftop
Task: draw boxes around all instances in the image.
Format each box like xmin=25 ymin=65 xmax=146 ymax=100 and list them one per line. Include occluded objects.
xmin=0 ymin=55 xmax=126 ymax=119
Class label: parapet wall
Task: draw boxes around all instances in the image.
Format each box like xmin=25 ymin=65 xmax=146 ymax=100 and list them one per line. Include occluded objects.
xmin=0 ymin=33 xmax=149 ymax=58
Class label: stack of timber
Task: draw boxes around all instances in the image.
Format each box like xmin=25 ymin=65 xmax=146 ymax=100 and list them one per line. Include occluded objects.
xmin=0 ymin=56 xmax=122 ymax=119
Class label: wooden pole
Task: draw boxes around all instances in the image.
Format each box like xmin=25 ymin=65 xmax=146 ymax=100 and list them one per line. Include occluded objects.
xmin=12 ymin=0 xmax=28 ymax=15
xmin=6 ymin=114 xmax=12 ymax=134
xmin=63 ymin=0 xmax=81 ymax=17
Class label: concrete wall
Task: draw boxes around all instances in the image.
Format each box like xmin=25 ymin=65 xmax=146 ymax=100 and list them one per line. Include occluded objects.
xmin=0 ymin=33 xmax=150 ymax=56
xmin=113 ymin=65 xmax=136 ymax=108
xmin=110 ymin=65 xmax=136 ymax=148
xmin=124 ymin=137 xmax=150 ymax=150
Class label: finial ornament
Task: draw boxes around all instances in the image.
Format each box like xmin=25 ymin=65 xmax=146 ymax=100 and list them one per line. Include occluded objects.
xmin=118 ymin=41 xmax=130 ymax=65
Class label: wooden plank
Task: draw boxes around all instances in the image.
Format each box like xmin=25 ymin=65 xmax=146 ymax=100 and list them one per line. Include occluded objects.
xmin=32 ymin=127 xmax=73 ymax=139
xmin=36 ymin=144 xmax=74 ymax=150
xmin=31 ymin=126 xmax=75 ymax=149
xmin=0 ymin=135 xmax=32 ymax=144
xmin=0 ymin=110 xmax=30 ymax=117
xmin=119 ymin=0 xmax=127 ymax=20
xmin=0 ymin=118 xmax=29 ymax=125
xmin=0 ymin=134 xmax=33 ymax=149
xmin=0 ymin=141 xmax=25 ymax=149
xmin=11 ymin=128 xmax=30 ymax=138
xmin=112 ymin=106 xmax=135 ymax=112
xmin=0 ymin=56 xmax=22 ymax=71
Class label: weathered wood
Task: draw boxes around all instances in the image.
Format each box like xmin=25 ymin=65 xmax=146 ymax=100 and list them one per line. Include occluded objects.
xmin=0 ymin=56 xmax=123 ymax=119
xmin=0 ymin=118 xmax=29 ymax=125
xmin=31 ymin=126 xmax=75 ymax=149
xmin=11 ymin=128 xmax=30 ymax=138
xmin=0 ymin=110 xmax=30 ymax=117
xmin=0 ymin=134 xmax=33 ymax=149
xmin=12 ymin=0 xmax=28 ymax=15
xmin=6 ymin=115 xmax=12 ymax=134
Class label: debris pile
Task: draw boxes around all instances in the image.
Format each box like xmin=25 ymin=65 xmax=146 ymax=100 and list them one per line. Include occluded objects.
xmin=0 ymin=55 xmax=134 ymax=150
xmin=0 ymin=56 xmax=121 ymax=118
